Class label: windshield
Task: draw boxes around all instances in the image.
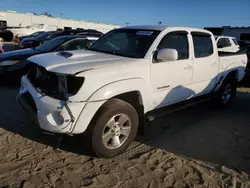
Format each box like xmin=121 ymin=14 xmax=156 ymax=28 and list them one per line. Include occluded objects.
xmin=35 ymin=37 xmax=70 ymax=51
xmin=36 ymin=32 xmax=54 ymax=40
xmin=88 ymin=29 xmax=160 ymax=58
xmin=30 ymin=31 xmax=44 ymax=37
xmin=232 ymin=38 xmax=239 ymax=45
xmin=47 ymin=31 xmax=64 ymax=40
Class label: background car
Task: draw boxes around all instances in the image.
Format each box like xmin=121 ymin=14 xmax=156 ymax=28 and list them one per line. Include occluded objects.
xmin=19 ymin=29 xmax=102 ymax=49
xmin=215 ymin=36 xmax=240 ymax=53
xmin=46 ymin=29 xmax=103 ymax=40
xmin=19 ymin=31 xmax=57 ymax=49
xmin=76 ymin=32 xmax=103 ymax=38
xmin=0 ymin=35 xmax=99 ymax=83
xmin=18 ymin=31 xmax=45 ymax=41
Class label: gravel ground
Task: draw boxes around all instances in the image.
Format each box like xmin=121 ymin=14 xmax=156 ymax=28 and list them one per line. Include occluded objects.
xmin=0 ymin=86 xmax=250 ymax=188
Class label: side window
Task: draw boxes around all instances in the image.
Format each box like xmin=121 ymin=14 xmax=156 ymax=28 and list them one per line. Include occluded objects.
xmin=192 ymin=34 xmax=213 ymax=58
xmin=224 ymin=38 xmax=231 ymax=47
xmin=89 ymin=40 xmax=97 ymax=46
xmin=232 ymin=38 xmax=239 ymax=45
xmin=64 ymin=39 xmax=87 ymax=51
xmin=217 ymin=38 xmax=225 ymax=48
xmin=157 ymin=32 xmax=189 ymax=60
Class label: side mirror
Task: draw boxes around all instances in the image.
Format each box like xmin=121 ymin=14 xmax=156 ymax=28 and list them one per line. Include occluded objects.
xmin=157 ymin=48 xmax=178 ymax=62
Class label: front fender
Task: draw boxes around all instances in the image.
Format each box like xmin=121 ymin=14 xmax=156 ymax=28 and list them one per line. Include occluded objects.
xmin=71 ymin=78 xmax=150 ymax=134
xmin=87 ymin=78 xmax=150 ymax=112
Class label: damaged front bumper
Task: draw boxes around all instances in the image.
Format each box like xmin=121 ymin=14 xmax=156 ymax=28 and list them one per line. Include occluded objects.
xmin=17 ymin=75 xmax=86 ymax=134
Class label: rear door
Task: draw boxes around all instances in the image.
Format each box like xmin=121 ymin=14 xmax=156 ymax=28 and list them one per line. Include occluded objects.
xmin=150 ymin=31 xmax=194 ymax=109
xmin=191 ymin=32 xmax=219 ymax=94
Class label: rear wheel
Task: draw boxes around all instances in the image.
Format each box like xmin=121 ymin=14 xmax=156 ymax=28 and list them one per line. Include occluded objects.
xmin=84 ymin=98 xmax=139 ymax=158
xmin=216 ymin=76 xmax=237 ymax=106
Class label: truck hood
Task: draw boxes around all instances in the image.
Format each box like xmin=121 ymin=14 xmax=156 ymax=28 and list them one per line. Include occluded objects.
xmin=28 ymin=50 xmax=134 ymax=75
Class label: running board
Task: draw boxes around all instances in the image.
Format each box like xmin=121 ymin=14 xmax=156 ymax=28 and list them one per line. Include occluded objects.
xmin=146 ymin=93 xmax=216 ymax=121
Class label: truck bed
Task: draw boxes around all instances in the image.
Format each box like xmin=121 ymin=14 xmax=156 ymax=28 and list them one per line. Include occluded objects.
xmin=218 ymin=50 xmax=247 ymax=82
xmin=218 ymin=49 xmax=247 ymax=57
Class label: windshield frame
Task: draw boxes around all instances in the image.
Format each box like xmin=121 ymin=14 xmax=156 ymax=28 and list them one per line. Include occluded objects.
xmin=88 ymin=29 xmax=160 ymax=58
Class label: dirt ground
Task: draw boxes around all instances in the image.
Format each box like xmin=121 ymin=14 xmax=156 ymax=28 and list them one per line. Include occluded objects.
xmin=0 ymin=86 xmax=250 ymax=188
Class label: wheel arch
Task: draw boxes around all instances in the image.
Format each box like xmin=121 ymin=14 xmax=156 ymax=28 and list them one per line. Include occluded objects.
xmin=73 ymin=79 xmax=149 ymax=135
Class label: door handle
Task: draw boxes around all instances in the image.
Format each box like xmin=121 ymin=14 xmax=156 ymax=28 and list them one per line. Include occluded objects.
xmin=184 ymin=65 xmax=193 ymax=70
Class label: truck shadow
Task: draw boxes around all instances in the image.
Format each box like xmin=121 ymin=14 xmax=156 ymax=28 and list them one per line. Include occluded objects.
xmin=145 ymin=90 xmax=250 ymax=173
xmin=0 ymin=86 xmax=93 ymax=156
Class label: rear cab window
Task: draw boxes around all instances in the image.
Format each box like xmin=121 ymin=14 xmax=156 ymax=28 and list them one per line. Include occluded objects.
xmin=191 ymin=32 xmax=214 ymax=58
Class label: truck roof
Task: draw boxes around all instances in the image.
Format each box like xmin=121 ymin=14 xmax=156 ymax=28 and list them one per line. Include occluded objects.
xmin=119 ymin=25 xmax=211 ymax=33
xmin=214 ymin=35 xmax=236 ymax=39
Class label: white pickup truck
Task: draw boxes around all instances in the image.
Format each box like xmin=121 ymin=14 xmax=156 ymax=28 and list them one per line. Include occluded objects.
xmin=17 ymin=26 xmax=247 ymax=158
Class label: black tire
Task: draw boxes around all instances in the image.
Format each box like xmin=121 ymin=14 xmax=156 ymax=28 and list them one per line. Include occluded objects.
xmin=216 ymin=75 xmax=237 ymax=107
xmin=84 ymin=98 xmax=139 ymax=158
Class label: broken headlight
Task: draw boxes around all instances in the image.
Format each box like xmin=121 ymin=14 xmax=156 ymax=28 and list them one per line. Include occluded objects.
xmin=47 ymin=74 xmax=84 ymax=100
xmin=28 ymin=65 xmax=84 ymax=100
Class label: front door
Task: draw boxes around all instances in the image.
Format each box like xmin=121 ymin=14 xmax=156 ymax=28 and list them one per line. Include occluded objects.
xmin=150 ymin=31 xmax=194 ymax=110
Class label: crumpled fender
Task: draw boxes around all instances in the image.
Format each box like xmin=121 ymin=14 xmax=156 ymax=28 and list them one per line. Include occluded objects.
xmin=87 ymin=78 xmax=150 ymax=112
xmin=71 ymin=78 xmax=150 ymax=134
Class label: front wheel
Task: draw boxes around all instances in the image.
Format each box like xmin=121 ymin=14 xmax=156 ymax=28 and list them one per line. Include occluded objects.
xmin=84 ymin=98 xmax=139 ymax=158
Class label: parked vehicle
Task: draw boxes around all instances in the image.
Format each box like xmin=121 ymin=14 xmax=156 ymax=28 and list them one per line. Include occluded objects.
xmin=8 ymin=24 xmax=58 ymax=37
xmin=76 ymin=30 xmax=103 ymax=38
xmin=238 ymin=40 xmax=250 ymax=47
xmin=240 ymin=45 xmax=250 ymax=75
xmin=17 ymin=26 xmax=247 ymax=158
xmin=19 ymin=30 xmax=103 ymax=49
xmin=47 ymin=29 xmax=103 ymax=40
xmin=0 ymin=35 xmax=98 ymax=82
xmin=19 ymin=31 xmax=57 ymax=49
xmin=18 ymin=31 xmax=45 ymax=41
xmin=215 ymin=36 xmax=240 ymax=52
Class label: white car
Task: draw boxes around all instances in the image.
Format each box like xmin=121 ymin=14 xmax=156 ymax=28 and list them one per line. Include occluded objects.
xmin=17 ymin=26 xmax=247 ymax=158
xmin=215 ymin=36 xmax=240 ymax=53
xmin=9 ymin=24 xmax=58 ymax=37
